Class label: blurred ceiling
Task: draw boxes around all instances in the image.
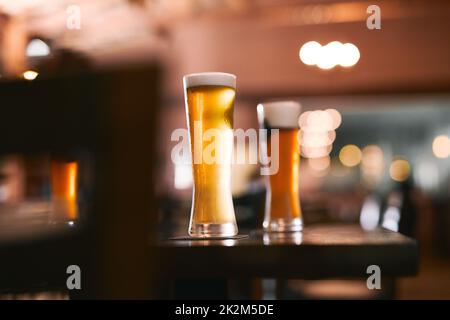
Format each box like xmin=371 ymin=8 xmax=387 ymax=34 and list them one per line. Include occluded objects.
xmin=1 ymin=0 xmax=450 ymax=96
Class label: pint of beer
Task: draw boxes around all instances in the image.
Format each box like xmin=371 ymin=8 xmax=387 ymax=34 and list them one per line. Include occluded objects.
xmin=257 ymin=101 xmax=303 ymax=232
xmin=183 ymin=72 xmax=238 ymax=237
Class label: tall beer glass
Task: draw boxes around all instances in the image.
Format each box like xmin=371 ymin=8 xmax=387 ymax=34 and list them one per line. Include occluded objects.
xmin=183 ymin=72 xmax=238 ymax=237
xmin=258 ymin=101 xmax=302 ymax=232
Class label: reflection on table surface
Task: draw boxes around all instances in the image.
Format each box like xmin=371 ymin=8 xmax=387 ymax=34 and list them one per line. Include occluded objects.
xmin=159 ymin=224 xmax=415 ymax=247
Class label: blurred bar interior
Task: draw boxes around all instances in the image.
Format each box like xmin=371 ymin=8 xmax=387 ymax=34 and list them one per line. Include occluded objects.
xmin=0 ymin=0 xmax=449 ymax=299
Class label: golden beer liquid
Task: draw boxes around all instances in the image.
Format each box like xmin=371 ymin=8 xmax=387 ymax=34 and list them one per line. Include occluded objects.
xmin=265 ymin=129 xmax=302 ymax=229
xmin=186 ymin=85 xmax=237 ymax=234
xmin=51 ymin=160 xmax=78 ymax=220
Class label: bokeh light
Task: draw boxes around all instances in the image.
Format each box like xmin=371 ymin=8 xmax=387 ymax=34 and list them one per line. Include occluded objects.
xmin=300 ymin=130 xmax=334 ymax=147
xmin=298 ymin=110 xmax=311 ymax=127
xmin=23 ymin=70 xmax=39 ymax=80
xmin=316 ymin=42 xmax=340 ymax=70
xmin=339 ymin=144 xmax=362 ymax=167
xmin=301 ymin=145 xmax=332 ymax=158
xmin=325 ymin=108 xmax=342 ymax=129
xmin=360 ymin=196 xmax=381 ymax=231
xmin=432 ymin=134 xmax=450 ymax=159
xmin=306 ymin=110 xmax=333 ymax=130
xmin=299 ymin=41 xmax=321 ymax=66
xmin=299 ymin=41 xmax=360 ymax=69
xmin=339 ymin=43 xmax=360 ymax=67
xmin=361 ymin=145 xmax=384 ymax=186
xmin=389 ymin=158 xmax=410 ymax=182
xmin=299 ymin=109 xmax=341 ymax=161
xmin=26 ymin=39 xmax=50 ymax=57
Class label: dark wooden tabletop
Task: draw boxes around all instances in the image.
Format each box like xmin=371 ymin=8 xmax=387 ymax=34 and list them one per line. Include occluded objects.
xmin=0 ymin=223 xmax=419 ymax=293
xmin=154 ymin=224 xmax=419 ymax=279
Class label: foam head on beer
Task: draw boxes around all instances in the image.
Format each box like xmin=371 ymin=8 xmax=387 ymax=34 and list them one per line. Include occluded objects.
xmin=257 ymin=100 xmax=302 ymax=128
xmin=183 ymin=72 xmax=236 ymax=90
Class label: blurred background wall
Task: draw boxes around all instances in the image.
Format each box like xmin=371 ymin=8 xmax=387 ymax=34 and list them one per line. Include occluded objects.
xmin=0 ymin=0 xmax=449 ymax=299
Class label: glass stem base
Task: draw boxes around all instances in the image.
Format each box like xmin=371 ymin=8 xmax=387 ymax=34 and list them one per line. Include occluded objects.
xmin=263 ymin=218 xmax=303 ymax=232
xmin=189 ymin=222 xmax=238 ymax=238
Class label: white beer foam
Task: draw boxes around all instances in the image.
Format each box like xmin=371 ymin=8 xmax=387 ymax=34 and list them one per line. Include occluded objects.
xmin=258 ymin=101 xmax=302 ymax=127
xmin=184 ymin=72 xmax=236 ymax=89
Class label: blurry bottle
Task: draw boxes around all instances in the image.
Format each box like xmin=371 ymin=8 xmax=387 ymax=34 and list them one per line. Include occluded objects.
xmin=381 ymin=178 xmax=417 ymax=238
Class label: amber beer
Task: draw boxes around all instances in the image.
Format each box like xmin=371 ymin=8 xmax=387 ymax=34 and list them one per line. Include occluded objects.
xmin=51 ymin=158 xmax=78 ymax=221
xmin=258 ymin=101 xmax=303 ymax=232
xmin=184 ymin=72 xmax=238 ymax=237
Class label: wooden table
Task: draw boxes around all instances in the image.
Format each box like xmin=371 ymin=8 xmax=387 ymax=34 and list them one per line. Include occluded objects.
xmin=156 ymin=224 xmax=418 ymax=279
xmin=0 ymin=223 xmax=418 ymax=298
xmin=154 ymin=224 xmax=418 ymax=298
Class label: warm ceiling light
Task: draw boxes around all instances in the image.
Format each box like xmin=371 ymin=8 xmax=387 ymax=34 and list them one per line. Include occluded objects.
xmin=23 ymin=70 xmax=39 ymax=80
xmin=299 ymin=41 xmax=322 ymax=66
xmin=317 ymin=41 xmax=342 ymax=70
xmin=26 ymin=39 xmax=50 ymax=57
xmin=339 ymin=144 xmax=362 ymax=167
xmin=339 ymin=43 xmax=360 ymax=67
xmin=299 ymin=41 xmax=360 ymax=69
xmin=389 ymin=158 xmax=410 ymax=182
xmin=432 ymin=134 xmax=450 ymax=159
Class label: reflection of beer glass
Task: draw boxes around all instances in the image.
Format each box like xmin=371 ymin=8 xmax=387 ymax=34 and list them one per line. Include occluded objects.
xmin=258 ymin=101 xmax=302 ymax=232
xmin=183 ymin=72 xmax=238 ymax=237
